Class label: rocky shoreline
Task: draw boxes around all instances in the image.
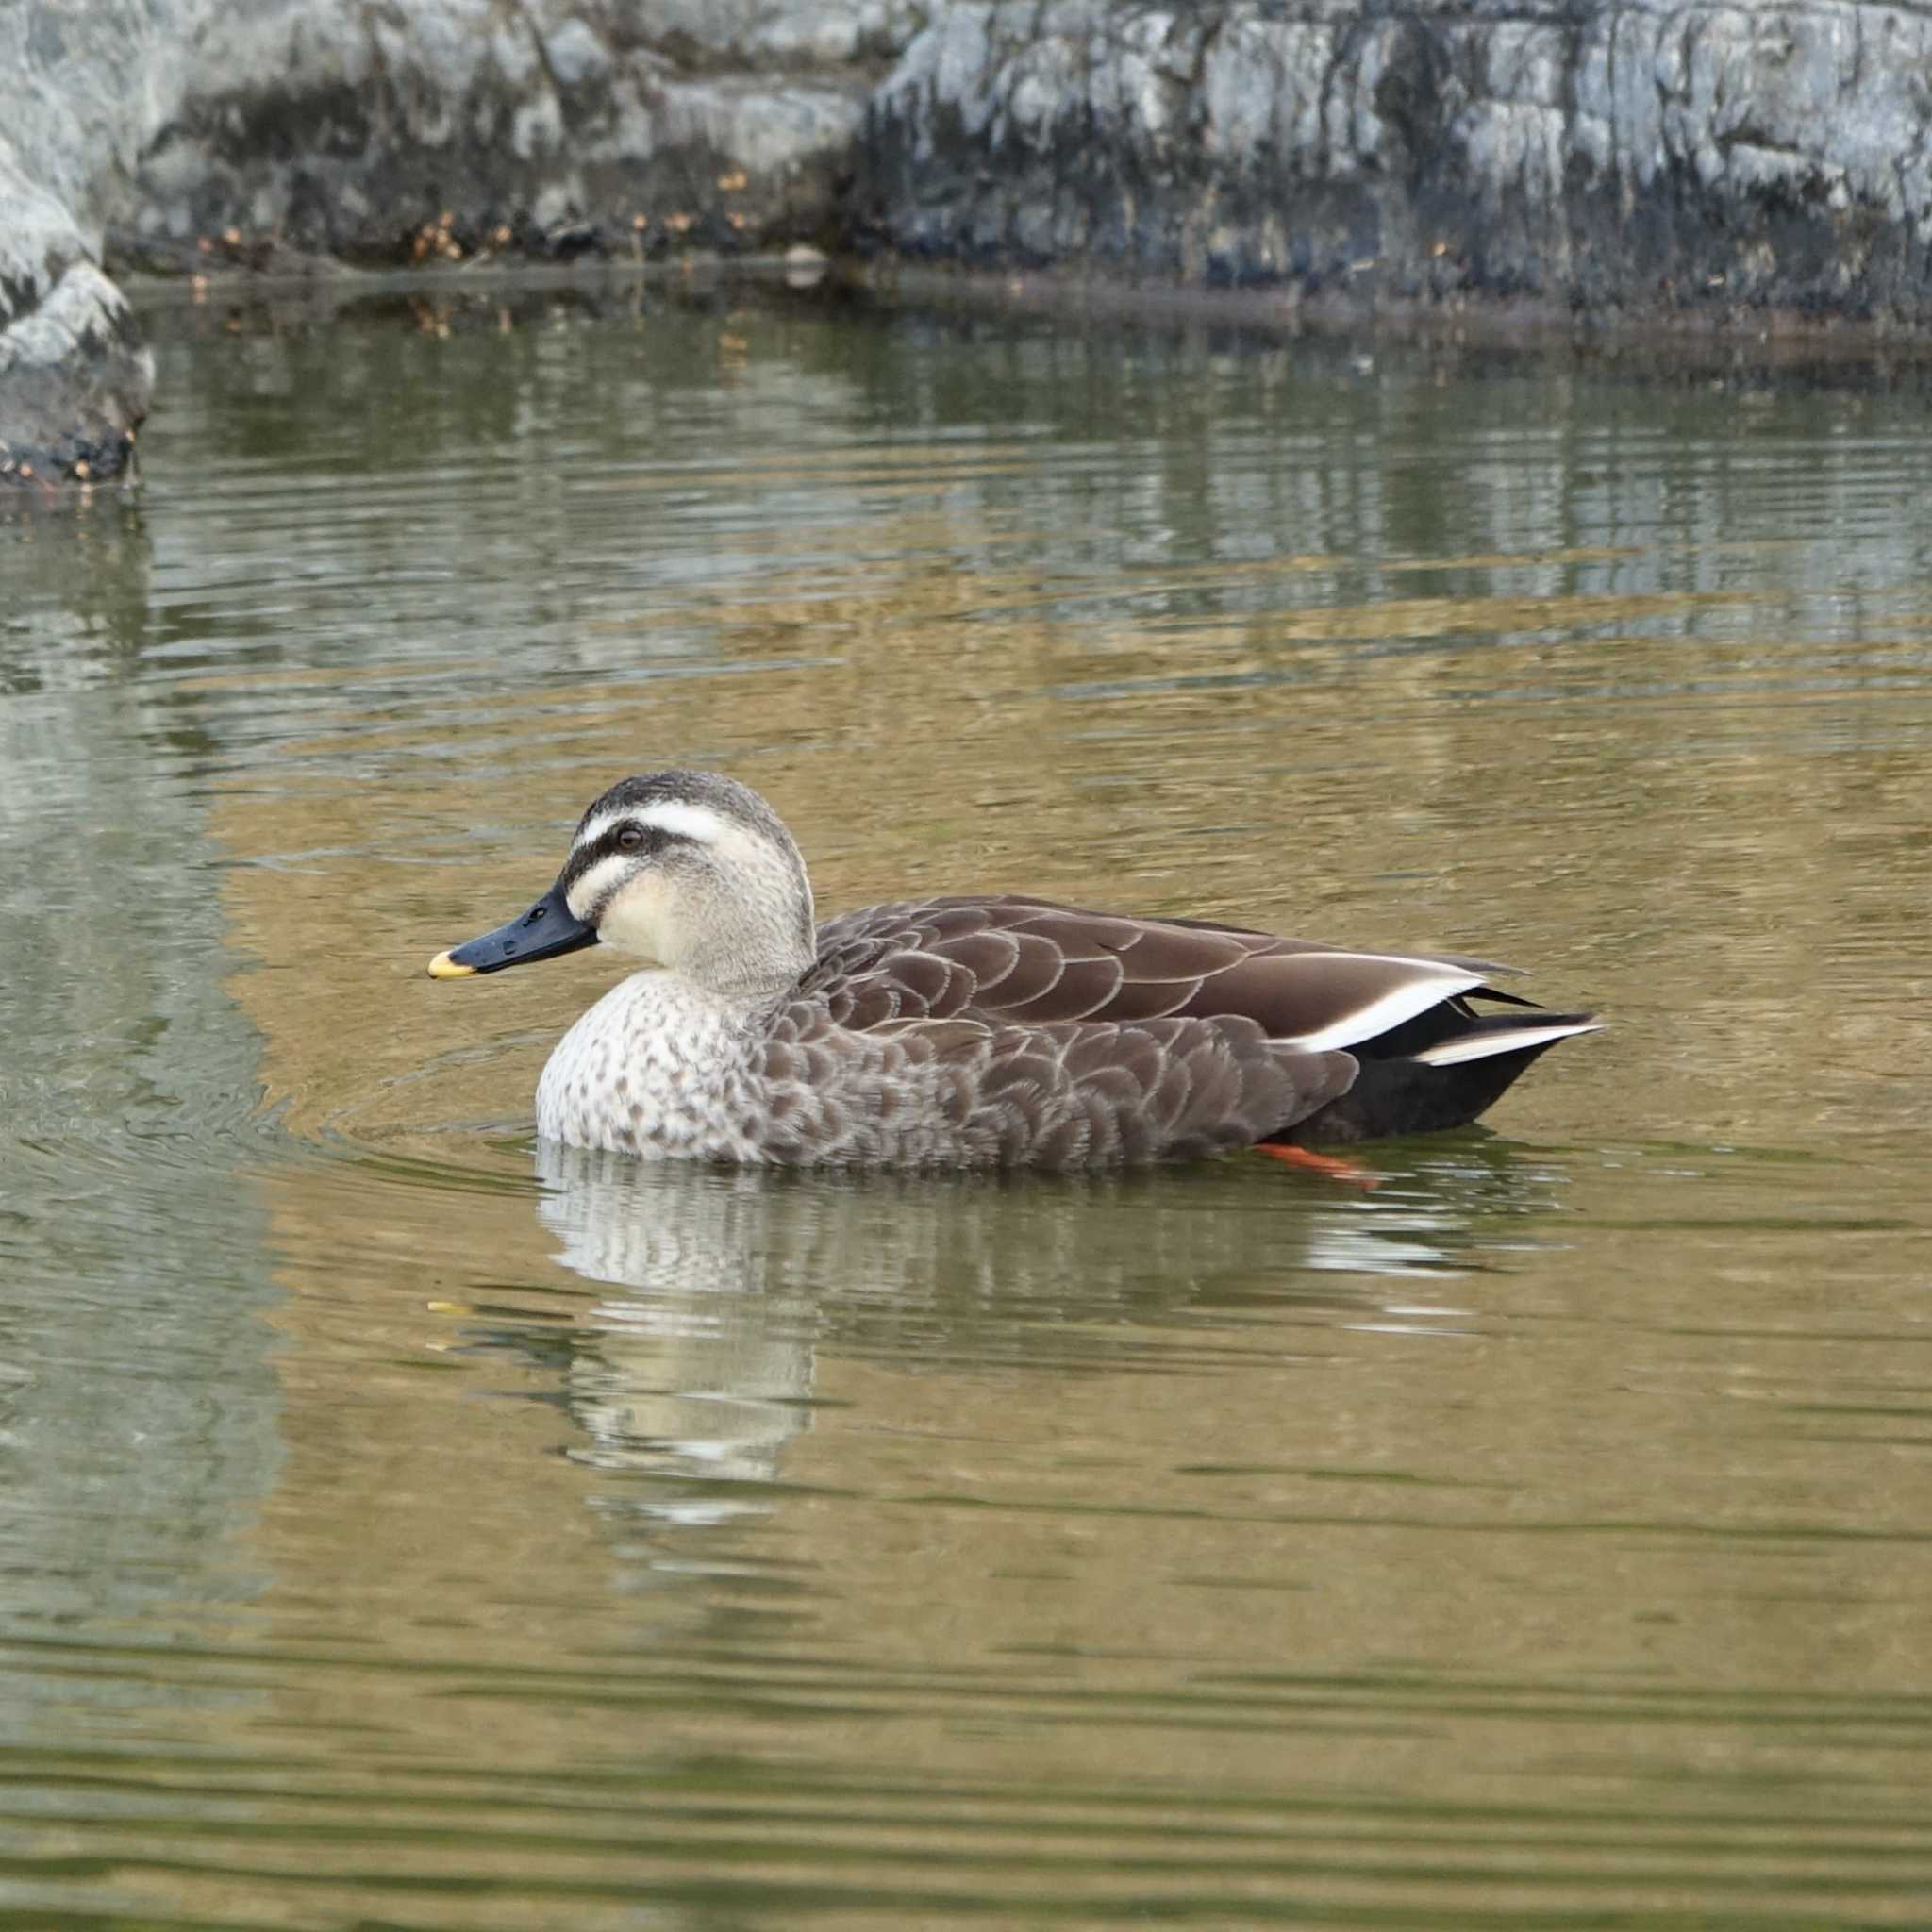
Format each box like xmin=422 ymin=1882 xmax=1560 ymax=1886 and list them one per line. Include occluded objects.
xmin=9 ymin=0 xmax=1932 ymax=486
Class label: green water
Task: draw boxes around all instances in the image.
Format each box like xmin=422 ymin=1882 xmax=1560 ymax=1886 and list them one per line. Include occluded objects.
xmin=3 ymin=275 xmax=1930 ymax=1928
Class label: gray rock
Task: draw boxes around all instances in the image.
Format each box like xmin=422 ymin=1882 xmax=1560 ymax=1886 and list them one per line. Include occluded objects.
xmin=107 ymin=0 xmax=917 ymax=261
xmin=0 ymin=137 xmax=151 ymax=485
xmin=0 ymin=0 xmax=921 ymax=479
xmin=857 ymin=0 xmax=1932 ymax=321
xmin=11 ymin=0 xmax=1932 ymax=476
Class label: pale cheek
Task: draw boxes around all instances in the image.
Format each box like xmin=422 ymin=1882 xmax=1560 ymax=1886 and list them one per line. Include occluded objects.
xmin=596 ymin=876 xmax=674 ymax=962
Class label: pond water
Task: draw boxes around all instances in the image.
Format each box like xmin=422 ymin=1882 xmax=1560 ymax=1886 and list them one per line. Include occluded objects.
xmin=4 ymin=274 xmax=1931 ymax=1928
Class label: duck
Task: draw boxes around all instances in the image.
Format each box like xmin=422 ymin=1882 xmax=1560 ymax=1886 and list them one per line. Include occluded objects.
xmin=425 ymin=769 xmax=1599 ymax=1172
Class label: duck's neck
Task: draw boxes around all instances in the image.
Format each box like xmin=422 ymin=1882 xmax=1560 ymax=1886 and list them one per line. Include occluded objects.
xmin=673 ymin=913 xmax=813 ymax=1007
xmin=688 ymin=948 xmax=807 ymax=1008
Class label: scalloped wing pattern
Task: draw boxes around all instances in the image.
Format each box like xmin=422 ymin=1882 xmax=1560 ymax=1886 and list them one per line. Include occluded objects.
xmin=808 ymin=896 xmax=1501 ymax=1047
xmin=753 ymin=999 xmax=1358 ymax=1171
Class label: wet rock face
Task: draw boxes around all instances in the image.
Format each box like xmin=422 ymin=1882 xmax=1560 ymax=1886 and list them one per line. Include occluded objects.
xmin=0 ymin=0 xmax=916 ymax=481
xmin=118 ymin=0 xmax=922 ymax=264
xmin=0 ymin=141 xmax=152 ymax=488
xmin=0 ymin=1 xmax=158 ymax=485
xmin=8 ymin=0 xmax=1932 ymax=481
xmin=856 ymin=0 xmax=1932 ymax=321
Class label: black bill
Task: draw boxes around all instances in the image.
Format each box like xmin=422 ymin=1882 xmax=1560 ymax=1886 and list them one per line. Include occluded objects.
xmin=426 ymin=879 xmax=597 ymax=978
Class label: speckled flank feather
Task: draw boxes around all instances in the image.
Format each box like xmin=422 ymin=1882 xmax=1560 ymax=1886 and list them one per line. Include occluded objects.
xmin=454 ymin=770 xmax=1600 ymax=1170
xmin=535 ymin=967 xmax=1357 ymax=1171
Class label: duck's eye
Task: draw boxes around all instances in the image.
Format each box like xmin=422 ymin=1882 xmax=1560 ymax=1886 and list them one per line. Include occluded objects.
xmin=615 ymin=825 xmax=644 ymax=853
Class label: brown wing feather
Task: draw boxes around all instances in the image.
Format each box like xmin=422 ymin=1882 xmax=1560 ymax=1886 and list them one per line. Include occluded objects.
xmin=808 ymin=895 xmax=1507 ymax=1046
xmin=755 ymin=988 xmax=1358 ymax=1170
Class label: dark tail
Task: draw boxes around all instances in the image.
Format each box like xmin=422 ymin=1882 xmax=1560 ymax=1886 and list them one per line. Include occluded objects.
xmin=1281 ymin=1009 xmax=1599 ymax=1145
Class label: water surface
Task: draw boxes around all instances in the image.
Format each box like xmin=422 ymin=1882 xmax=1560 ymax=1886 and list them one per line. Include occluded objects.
xmin=3 ymin=277 xmax=1931 ymax=1927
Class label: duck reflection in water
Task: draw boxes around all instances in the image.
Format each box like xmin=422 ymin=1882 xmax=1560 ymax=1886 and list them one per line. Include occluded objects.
xmin=525 ymin=1135 xmax=1574 ymax=1538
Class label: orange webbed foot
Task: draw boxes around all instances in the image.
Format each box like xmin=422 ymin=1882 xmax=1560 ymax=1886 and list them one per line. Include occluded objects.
xmin=1254 ymin=1142 xmax=1381 ymax=1190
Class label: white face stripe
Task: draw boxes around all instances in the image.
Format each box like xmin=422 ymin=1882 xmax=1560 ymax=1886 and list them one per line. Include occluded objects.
xmin=637 ymin=800 xmax=725 ymax=843
xmin=565 ymin=800 xmax=747 ymax=923
xmin=574 ymin=811 xmax=620 ymax=851
xmin=564 ymin=852 xmax=632 ymax=921
xmin=1274 ymin=960 xmax=1483 ymax=1053
xmin=573 ymin=799 xmax=726 ymax=856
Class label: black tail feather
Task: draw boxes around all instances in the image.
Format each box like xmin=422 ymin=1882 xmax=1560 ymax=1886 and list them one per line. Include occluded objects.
xmin=1280 ymin=1021 xmax=1593 ymax=1146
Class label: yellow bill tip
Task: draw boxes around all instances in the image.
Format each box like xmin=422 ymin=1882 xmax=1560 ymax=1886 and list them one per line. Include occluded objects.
xmin=426 ymin=949 xmax=477 ymax=980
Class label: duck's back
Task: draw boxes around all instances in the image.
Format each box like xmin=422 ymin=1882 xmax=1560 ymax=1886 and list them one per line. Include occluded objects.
xmin=806 ymin=894 xmax=1498 ymax=1040
xmin=791 ymin=894 xmax=1594 ymax=1158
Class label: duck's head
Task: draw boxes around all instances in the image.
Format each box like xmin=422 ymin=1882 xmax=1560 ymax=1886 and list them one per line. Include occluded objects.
xmin=427 ymin=770 xmax=816 ymax=999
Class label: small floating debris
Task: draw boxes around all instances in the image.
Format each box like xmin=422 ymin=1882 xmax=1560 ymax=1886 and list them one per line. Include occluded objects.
xmin=784 ymin=243 xmax=828 ymax=289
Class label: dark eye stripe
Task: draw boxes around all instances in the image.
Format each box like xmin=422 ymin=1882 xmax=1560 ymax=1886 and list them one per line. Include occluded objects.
xmin=560 ymin=820 xmax=684 ymax=889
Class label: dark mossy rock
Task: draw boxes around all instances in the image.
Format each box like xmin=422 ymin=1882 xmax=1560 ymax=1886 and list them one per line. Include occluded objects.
xmin=0 ymin=154 xmax=151 ymax=490
xmin=854 ymin=0 xmax=1932 ymax=328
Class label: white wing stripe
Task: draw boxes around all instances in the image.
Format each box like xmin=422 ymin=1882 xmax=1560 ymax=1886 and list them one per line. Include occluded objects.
xmin=1274 ymin=962 xmax=1483 ymax=1052
xmin=1412 ymin=1021 xmax=1603 ymax=1067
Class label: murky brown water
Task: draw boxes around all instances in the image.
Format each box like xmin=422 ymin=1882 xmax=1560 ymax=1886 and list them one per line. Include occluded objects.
xmin=5 ymin=277 xmax=1932 ymax=1928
